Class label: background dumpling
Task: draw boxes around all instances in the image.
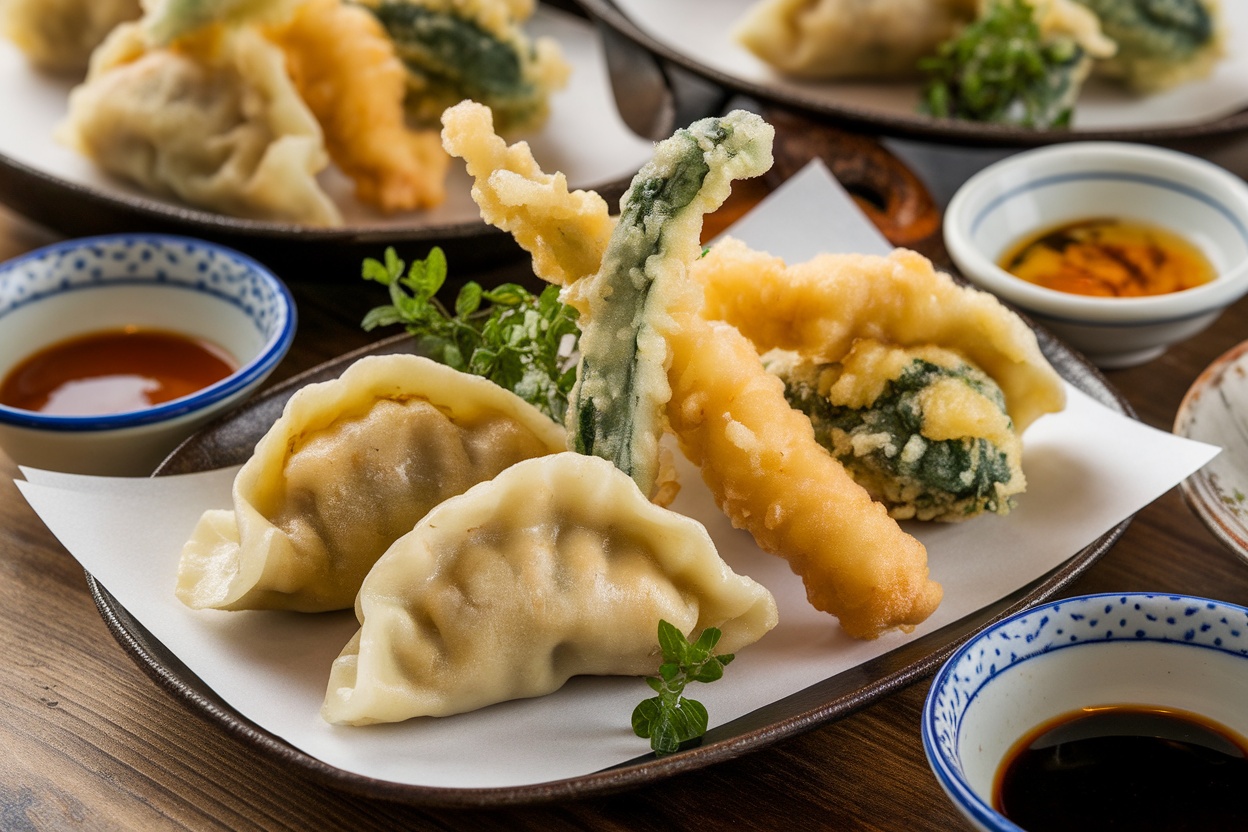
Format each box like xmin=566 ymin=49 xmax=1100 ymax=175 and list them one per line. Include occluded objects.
xmin=176 ymin=354 xmax=567 ymax=612
xmin=1 ymin=0 xmax=141 ymax=74
xmin=57 ymin=23 xmax=342 ymax=226
xmin=322 ymin=452 xmax=778 ymax=724
xmin=734 ymin=0 xmax=979 ymax=80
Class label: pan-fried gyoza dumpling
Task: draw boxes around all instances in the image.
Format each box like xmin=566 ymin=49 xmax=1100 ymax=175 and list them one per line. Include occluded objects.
xmin=734 ymin=0 xmax=980 ymax=80
xmin=322 ymin=452 xmax=779 ymax=724
xmin=176 ymin=354 xmax=567 ymax=613
xmin=57 ymin=22 xmax=342 ymax=226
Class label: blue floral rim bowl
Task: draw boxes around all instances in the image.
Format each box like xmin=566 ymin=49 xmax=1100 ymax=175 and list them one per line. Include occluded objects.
xmin=922 ymin=592 xmax=1248 ymax=832
xmin=0 ymin=233 xmax=296 ymax=476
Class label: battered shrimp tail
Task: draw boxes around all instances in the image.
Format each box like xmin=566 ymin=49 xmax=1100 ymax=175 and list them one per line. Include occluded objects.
xmin=665 ymin=303 xmax=942 ymax=639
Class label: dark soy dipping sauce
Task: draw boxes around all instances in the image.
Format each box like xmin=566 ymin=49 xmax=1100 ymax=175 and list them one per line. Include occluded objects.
xmin=995 ymin=705 xmax=1248 ymax=831
xmin=0 ymin=327 xmax=237 ymax=416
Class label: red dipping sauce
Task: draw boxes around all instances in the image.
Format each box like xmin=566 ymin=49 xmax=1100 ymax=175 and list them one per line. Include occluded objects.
xmin=0 ymin=327 xmax=237 ymax=416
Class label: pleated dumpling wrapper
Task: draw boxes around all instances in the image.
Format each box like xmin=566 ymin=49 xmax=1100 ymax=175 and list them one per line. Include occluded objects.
xmin=176 ymin=353 xmax=567 ymax=612
xmin=59 ymin=22 xmax=343 ymax=226
xmin=322 ymin=452 xmax=779 ymax=724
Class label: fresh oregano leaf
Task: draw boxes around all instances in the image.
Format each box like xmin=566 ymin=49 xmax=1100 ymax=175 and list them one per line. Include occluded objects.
xmin=631 ymin=619 xmax=735 ymax=756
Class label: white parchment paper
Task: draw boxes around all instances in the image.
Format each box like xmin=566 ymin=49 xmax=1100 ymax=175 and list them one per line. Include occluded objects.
xmin=15 ymin=163 xmax=1220 ymax=789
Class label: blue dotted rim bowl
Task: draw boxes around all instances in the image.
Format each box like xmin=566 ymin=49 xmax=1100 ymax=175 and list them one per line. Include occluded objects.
xmin=922 ymin=592 xmax=1248 ymax=832
xmin=0 ymin=233 xmax=296 ymax=431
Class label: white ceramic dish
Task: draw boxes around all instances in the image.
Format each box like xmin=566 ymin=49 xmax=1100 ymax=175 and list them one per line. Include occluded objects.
xmin=0 ymin=234 xmax=295 ymax=475
xmin=943 ymin=142 xmax=1248 ymax=368
xmin=923 ymin=592 xmax=1248 ymax=832
xmin=1175 ymin=338 xmax=1248 ymax=561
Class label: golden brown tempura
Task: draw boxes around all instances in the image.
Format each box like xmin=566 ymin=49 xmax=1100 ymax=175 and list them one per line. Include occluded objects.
xmin=691 ymin=238 xmax=1065 ymax=432
xmin=663 ymin=282 xmax=942 ymax=638
xmin=441 ymin=102 xmax=614 ymax=287
xmin=442 ymin=101 xmax=943 ymax=638
xmin=267 ymin=0 xmax=448 ymax=212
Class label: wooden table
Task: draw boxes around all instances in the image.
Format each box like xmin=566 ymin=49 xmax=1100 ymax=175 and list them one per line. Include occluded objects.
xmin=3 ymin=162 xmax=1248 ymax=831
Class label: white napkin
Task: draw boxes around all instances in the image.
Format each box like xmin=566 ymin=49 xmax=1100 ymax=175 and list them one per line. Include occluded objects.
xmin=15 ymin=162 xmax=1219 ymax=789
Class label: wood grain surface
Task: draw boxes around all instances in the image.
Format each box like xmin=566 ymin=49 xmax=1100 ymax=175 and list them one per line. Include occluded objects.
xmin=3 ymin=140 xmax=1248 ymax=831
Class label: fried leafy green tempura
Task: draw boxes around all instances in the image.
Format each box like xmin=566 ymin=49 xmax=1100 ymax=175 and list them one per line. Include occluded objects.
xmin=356 ymin=0 xmax=570 ymax=134
xmin=769 ymin=342 xmax=1025 ymax=522
xmin=1078 ymin=0 xmax=1223 ymax=91
xmin=687 ymin=238 xmax=1065 ymax=532
xmin=444 ymin=100 xmax=773 ymax=499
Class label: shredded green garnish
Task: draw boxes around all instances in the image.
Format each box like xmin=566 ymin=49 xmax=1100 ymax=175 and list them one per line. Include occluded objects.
xmin=918 ymin=0 xmax=1086 ymax=128
xmin=631 ymin=620 xmax=735 ymax=756
xmin=360 ymin=246 xmax=580 ymax=422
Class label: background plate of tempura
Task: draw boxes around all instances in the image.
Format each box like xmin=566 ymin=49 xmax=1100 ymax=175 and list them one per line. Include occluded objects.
xmin=0 ymin=1 xmax=660 ymax=274
xmin=582 ymin=0 xmax=1248 ymax=147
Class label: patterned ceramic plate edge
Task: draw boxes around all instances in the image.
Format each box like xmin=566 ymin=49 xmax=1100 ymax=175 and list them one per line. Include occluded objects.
xmin=1175 ymin=339 xmax=1248 ymax=560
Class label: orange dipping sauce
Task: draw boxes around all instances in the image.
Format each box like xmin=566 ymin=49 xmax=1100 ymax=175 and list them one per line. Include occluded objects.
xmin=999 ymin=218 xmax=1217 ymax=298
xmin=0 ymin=327 xmax=238 ymax=416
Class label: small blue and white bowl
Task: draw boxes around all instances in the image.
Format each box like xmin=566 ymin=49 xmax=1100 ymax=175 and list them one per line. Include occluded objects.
xmin=0 ymin=234 xmax=295 ymax=476
xmin=944 ymin=142 xmax=1248 ymax=369
xmin=923 ymin=592 xmax=1248 ymax=832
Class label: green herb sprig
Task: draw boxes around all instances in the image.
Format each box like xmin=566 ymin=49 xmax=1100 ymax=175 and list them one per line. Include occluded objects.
xmin=361 ymin=246 xmax=580 ymax=422
xmin=632 ymin=620 xmax=735 ymax=756
xmin=918 ymin=0 xmax=1086 ymax=129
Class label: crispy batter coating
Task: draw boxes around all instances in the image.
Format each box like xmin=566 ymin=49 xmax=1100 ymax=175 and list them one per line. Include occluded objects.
xmin=691 ymin=237 xmax=1065 ymax=432
xmin=441 ymin=104 xmax=943 ymax=637
xmin=771 ymin=342 xmax=1026 ymax=522
xmin=664 ymin=285 xmax=942 ymax=638
xmin=267 ymin=0 xmax=447 ymax=212
xmin=441 ymin=101 xmax=613 ymax=288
